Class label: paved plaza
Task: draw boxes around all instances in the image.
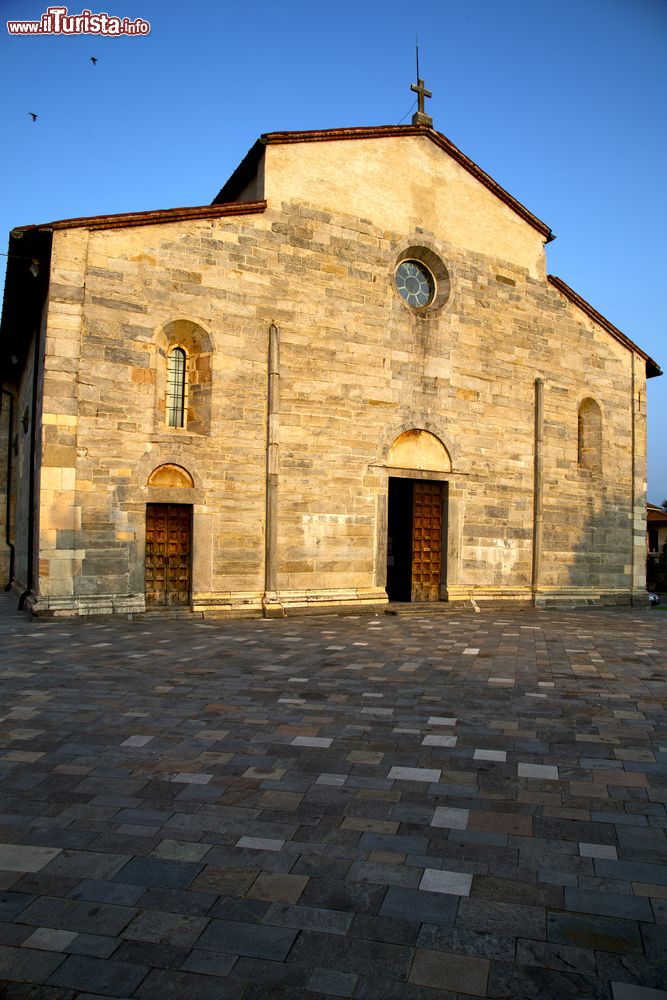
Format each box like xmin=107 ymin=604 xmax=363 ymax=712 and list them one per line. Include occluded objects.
xmin=0 ymin=597 xmax=665 ymax=999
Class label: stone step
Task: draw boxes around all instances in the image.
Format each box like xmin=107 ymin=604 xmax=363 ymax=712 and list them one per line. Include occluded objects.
xmin=141 ymin=608 xmax=205 ymax=620
xmin=385 ymin=601 xmax=475 ymax=616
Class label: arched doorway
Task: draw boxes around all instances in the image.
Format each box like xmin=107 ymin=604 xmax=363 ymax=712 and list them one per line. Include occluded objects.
xmin=145 ymin=465 xmax=194 ymax=607
xmin=385 ymin=430 xmax=451 ymax=603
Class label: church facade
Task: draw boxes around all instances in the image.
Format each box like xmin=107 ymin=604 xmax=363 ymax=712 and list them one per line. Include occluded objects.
xmin=0 ymin=118 xmax=661 ymax=617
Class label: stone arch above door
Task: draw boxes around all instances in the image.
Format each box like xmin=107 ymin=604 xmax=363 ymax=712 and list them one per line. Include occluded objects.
xmin=147 ymin=464 xmax=195 ymax=488
xmin=386 ymin=429 xmax=452 ymax=474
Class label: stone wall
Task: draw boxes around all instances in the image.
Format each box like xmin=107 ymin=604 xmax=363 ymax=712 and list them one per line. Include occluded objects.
xmin=263 ymin=135 xmax=547 ymax=277
xmin=27 ymin=138 xmax=648 ymax=616
xmin=0 ymin=388 xmax=12 ymax=584
xmin=12 ymin=331 xmax=42 ymax=594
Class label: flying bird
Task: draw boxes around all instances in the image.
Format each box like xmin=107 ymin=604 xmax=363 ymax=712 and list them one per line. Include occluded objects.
xmin=90 ymin=56 xmax=97 ymax=65
xmin=29 ymin=112 xmax=38 ymax=121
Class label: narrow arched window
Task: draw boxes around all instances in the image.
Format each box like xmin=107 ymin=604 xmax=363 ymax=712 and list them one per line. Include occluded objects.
xmin=166 ymin=347 xmax=188 ymax=428
xmin=578 ymin=398 xmax=602 ymax=472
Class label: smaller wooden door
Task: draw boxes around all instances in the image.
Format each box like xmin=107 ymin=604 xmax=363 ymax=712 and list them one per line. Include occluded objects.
xmin=411 ymin=481 xmax=442 ymax=602
xmin=145 ymin=504 xmax=192 ymax=607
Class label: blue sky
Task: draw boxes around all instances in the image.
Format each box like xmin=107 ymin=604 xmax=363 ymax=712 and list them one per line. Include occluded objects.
xmin=2 ymin=0 xmax=666 ymax=501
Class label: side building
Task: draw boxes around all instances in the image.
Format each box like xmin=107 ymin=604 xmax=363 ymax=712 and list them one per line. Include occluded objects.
xmin=0 ymin=122 xmax=661 ymax=617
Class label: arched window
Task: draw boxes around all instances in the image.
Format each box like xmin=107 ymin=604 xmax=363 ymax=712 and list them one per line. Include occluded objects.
xmin=166 ymin=347 xmax=188 ymax=428
xmin=578 ymin=398 xmax=602 ymax=472
xmin=155 ymin=321 xmax=213 ymax=436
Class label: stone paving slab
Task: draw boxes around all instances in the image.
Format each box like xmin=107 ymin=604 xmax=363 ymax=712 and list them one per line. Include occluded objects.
xmin=0 ymin=595 xmax=665 ymax=997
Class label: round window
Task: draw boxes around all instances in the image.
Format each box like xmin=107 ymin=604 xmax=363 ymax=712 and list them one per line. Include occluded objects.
xmin=394 ymin=259 xmax=435 ymax=308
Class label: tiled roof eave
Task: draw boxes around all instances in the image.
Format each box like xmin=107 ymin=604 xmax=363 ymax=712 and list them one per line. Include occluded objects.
xmin=11 ymin=200 xmax=267 ymax=235
xmin=548 ymin=275 xmax=662 ymax=379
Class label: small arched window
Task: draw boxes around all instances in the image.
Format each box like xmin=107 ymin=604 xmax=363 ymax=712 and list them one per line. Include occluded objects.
xmin=578 ymin=398 xmax=602 ymax=472
xmin=166 ymin=347 xmax=188 ymax=428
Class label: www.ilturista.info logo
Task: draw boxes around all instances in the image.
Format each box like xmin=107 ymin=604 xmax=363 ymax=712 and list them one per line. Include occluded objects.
xmin=7 ymin=6 xmax=150 ymax=35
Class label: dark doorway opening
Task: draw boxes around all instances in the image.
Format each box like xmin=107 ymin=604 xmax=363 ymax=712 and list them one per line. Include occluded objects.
xmin=386 ymin=478 xmax=446 ymax=602
xmin=145 ymin=503 xmax=192 ymax=607
xmin=387 ymin=478 xmax=414 ymax=601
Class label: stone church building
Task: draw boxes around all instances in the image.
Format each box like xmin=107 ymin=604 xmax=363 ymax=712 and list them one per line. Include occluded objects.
xmin=0 ymin=100 xmax=661 ymax=617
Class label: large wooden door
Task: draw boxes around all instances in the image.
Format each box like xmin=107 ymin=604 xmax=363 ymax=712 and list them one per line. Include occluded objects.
xmin=145 ymin=504 xmax=191 ymax=607
xmin=411 ymin=481 xmax=442 ymax=602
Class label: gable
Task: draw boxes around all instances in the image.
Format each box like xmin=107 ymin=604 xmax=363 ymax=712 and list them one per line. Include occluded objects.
xmin=215 ymin=126 xmax=553 ymax=277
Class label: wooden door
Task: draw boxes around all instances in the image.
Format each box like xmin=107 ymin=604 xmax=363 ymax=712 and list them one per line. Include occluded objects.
xmin=145 ymin=504 xmax=191 ymax=607
xmin=411 ymin=481 xmax=442 ymax=602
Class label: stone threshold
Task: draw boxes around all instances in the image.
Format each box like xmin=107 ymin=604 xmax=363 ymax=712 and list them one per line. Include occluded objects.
xmin=385 ymin=601 xmax=475 ymax=616
xmin=140 ymin=608 xmax=205 ymax=620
